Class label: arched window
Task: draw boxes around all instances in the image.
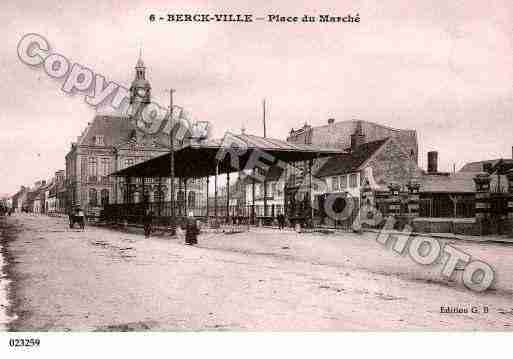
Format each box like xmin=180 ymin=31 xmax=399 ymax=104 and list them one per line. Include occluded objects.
xmin=100 ymin=189 xmax=109 ymax=206
xmin=188 ymin=191 xmax=196 ymax=208
xmin=133 ymin=191 xmax=140 ymax=203
xmin=89 ymin=188 xmax=98 ymax=207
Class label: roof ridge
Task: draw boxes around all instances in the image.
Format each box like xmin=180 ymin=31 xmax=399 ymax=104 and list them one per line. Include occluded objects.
xmin=298 ymin=119 xmax=416 ymax=133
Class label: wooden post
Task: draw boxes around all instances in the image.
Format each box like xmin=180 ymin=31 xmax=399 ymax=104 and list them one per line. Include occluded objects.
xmin=507 ymin=170 xmax=513 ymax=237
xmin=215 ymin=162 xmax=219 ymax=226
xmin=474 ymin=173 xmax=491 ymax=235
xmin=158 ymin=177 xmax=162 ymax=218
xmin=226 ymin=171 xmax=230 ymax=224
xmin=252 ymin=171 xmax=256 ymax=225
xmin=309 ymin=159 xmax=313 ymax=224
xmin=114 ymin=149 xmax=118 ymax=205
xmin=125 ymin=176 xmax=129 ymax=204
xmin=206 ymin=176 xmax=210 ymax=223
xmin=184 ymin=178 xmax=188 ymax=216
xmin=178 ymin=178 xmax=183 ymax=217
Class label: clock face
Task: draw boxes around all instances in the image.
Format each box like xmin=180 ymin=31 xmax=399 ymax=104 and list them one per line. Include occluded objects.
xmin=136 ymin=88 xmax=147 ymax=97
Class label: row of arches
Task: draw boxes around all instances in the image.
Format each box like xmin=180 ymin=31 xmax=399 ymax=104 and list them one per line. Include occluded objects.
xmin=88 ymin=188 xmax=197 ymax=207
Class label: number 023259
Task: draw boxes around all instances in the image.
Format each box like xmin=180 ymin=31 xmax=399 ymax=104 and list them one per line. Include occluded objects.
xmin=9 ymin=338 xmax=40 ymax=348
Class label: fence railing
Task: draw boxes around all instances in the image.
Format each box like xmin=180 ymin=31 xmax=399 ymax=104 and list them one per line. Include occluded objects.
xmin=102 ymin=202 xmax=289 ymax=226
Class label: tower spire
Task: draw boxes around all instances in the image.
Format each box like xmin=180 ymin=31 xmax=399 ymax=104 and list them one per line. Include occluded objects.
xmin=136 ymin=48 xmax=145 ymax=69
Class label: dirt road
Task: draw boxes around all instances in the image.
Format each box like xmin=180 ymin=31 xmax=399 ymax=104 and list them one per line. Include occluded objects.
xmin=2 ymin=215 xmax=513 ymax=330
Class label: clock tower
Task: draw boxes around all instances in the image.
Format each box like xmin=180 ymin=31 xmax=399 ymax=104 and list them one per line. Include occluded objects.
xmin=129 ymin=52 xmax=151 ymax=106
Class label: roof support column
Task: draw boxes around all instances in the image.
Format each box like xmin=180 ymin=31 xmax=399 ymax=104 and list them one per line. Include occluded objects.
xmin=142 ymin=177 xmax=146 ymax=209
xmin=309 ymin=159 xmax=313 ymax=225
xmin=184 ymin=178 xmax=188 ymax=217
xmin=214 ymin=161 xmax=218 ymax=227
xmin=252 ymin=170 xmax=255 ymax=225
xmin=178 ymin=178 xmax=183 ymax=217
xmin=263 ymin=171 xmax=268 ymax=218
xmin=226 ymin=171 xmax=230 ymax=224
xmin=206 ymin=176 xmax=210 ymax=223
xmin=158 ymin=177 xmax=162 ymax=218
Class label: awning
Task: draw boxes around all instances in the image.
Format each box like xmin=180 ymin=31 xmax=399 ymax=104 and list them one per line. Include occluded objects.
xmin=110 ymin=132 xmax=344 ymax=179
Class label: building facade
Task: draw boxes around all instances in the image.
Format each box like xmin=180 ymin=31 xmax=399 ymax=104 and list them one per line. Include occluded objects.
xmin=11 ymin=186 xmax=29 ymax=212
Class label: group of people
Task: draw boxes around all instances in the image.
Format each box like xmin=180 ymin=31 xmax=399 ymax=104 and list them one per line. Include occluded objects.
xmin=0 ymin=206 xmax=13 ymax=216
xmin=143 ymin=209 xmax=199 ymax=245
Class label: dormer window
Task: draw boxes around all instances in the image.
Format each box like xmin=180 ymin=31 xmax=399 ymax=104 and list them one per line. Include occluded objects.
xmin=94 ymin=135 xmax=104 ymax=146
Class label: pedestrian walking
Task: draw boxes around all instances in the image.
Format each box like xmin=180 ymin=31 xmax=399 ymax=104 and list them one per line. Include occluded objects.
xmin=143 ymin=209 xmax=153 ymax=238
xmin=185 ymin=211 xmax=198 ymax=245
xmin=76 ymin=206 xmax=85 ymax=230
xmin=277 ymin=213 xmax=285 ymax=230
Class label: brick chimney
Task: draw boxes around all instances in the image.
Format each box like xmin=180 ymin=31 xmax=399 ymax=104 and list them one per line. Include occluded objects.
xmin=350 ymin=120 xmax=365 ymax=151
xmin=427 ymin=151 xmax=438 ymax=173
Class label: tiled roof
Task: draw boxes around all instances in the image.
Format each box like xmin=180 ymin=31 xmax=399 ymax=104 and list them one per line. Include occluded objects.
xmin=459 ymin=160 xmax=501 ymax=173
xmin=234 ymin=133 xmax=342 ymax=153
xmin=315 ymin=138 xmax=389 ymax=178
xmin=459 ymin=159 xmax=513 ymax=175
xmin=288 ymin=120 xmax=417 ymax=155
xmin=79 ymin=115 xmax=135 ymax=147
xmin=418 ymin=172 xmax=477 ymax=193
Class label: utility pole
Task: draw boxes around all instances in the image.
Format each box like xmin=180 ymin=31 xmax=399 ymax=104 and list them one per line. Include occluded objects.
xmin=262 ymin=98 xmax=268 ymax=218
xmin=168 ymin=89 xmax=176 ymax=236
xmin=262 ymin=98 xmax=267 ymax=138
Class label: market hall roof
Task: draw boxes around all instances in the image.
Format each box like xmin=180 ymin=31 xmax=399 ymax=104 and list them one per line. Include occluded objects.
xmin=111 ymin=132 xmax=345 ymax=179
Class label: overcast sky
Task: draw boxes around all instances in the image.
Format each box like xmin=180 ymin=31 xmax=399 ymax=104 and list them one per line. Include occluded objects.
xmin=1 ymin=0 xmax=512 ymax=194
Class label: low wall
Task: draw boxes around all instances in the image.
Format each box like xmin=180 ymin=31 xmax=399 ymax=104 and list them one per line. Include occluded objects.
xmin=412 ymin=217 xmax=478 ymax=235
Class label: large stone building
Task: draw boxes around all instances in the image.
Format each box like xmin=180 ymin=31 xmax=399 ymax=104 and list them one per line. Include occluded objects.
xmin=48 ymin=170 xmax=67 ymax=214
xmin=233 ymin=119 xmax=421 ymax=220
xmin=65 ymin=54 xmax=205 ymax=215
xmin=288 ymin=118 xmax=420 ymax=187
xmin=288 ymin=118 xmax=418 ymax=162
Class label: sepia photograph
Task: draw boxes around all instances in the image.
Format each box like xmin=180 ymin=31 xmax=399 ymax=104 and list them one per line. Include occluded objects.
xmin=1 ymin=0 xmax=512 ymax=356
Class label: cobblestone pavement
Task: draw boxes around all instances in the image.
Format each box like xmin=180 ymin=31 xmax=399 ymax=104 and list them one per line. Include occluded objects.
xmin=2 ymin=215 xmax=513 ymax=331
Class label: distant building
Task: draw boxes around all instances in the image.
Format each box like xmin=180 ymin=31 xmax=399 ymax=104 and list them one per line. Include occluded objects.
xmin=287 ymin=118 xmax=418 ymax=164
xmin=11 ymin=186 xmax=30 ymax=212
xmin=459 ymin=147 xmax=513 ymax=177
xmin=24 ymin=180 xmax=47 ymax=213
xmin=231 ymin=120 xmax=420 ymax=220
xmin=48 ymin=170 xmax=66 ymax=214
xmin=284 ymin=120 xmax=421 ymax=217
xmin=55 ymin=170 xmax=67 ymax=213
